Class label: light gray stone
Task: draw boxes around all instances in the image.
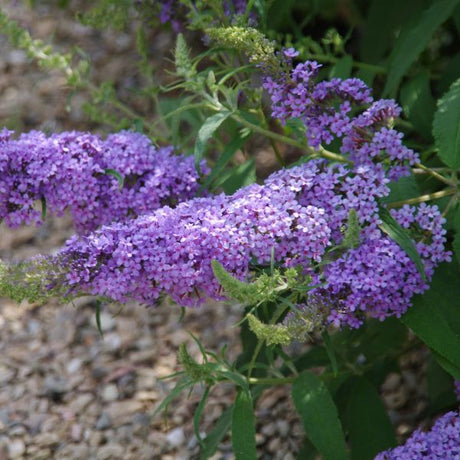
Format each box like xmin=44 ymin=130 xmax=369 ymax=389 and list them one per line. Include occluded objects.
xmin=8 ymin=439 xmax=26 ymax=458
xmin=101 ymin=383 xmax=119 ymax=402
xmin=166 ymin=427 xmax=185 ymax=448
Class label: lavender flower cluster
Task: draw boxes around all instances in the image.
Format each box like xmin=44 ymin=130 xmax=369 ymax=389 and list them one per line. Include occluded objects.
xmin=0 ymin=129 xmax=205 ymax=234
xmin=263 ymin=53 xmax=419 ymax=180
xmin=60 ymin=165 xmax=333 ymax=307
xmin=375 ymin=411 xmax=460 ymax=459
xmin=55 ymin=159 xmax=449 ymax=327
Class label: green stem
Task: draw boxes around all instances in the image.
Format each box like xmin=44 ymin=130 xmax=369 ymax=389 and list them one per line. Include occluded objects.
xmin=442 ymin=194 xmax=458 ymax=217
xmin=394 ymin=118 xmax=414 ymax=131
xmin=414 ymin=162 xmax=457 ymax=187
xmin=306 ymin=53 xmax=387 ymax=75
xmin=246 ymin=340 xmax=265 ymax=381
xmin=269 ymin=139 xmax=286 ymax=167
xmin=387 ymin=188 xmax=457 ymax=208
xmin=231 ymin=113 xmax=348 ymax=163
xmin=243 ymin=0 xmax=257 ymax=23
xmin=413 ymin=167 xmax=453 ymax=173
xmin=248 ymin=376 xmax=296 ymax=385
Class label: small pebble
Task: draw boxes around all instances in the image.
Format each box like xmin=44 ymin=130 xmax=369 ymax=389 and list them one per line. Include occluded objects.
xmin=71 ymin=423 xmax=83 ymax=442
xmin=66 ymin=358 xmax=83 ymax=374
xmin=44 ymin=375 xmax=68 ymax=402
xmin=277 ymin=420 xmax=290 ymax=437
xmin=95 ymin=412 xmax=112 ymax=430
xmin=101 ymin=383 xmax=119 ymax=402
xmin=34 ymin=432 xmax=60 ymax=447
xmin=97 ymin=443 xmax=125 ymax=460
xmin=8 ymin=439 xmax=26 ymax=458
xmin=166 ymin=427 xmax=185 ymax=448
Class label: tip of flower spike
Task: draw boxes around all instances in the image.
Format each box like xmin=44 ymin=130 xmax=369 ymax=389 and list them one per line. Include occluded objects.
xmin=205 ymin=26 xmax=277 ymax=68
xmin=0 ymin=257 xmax=75 ymax=305
xmin=247 ymin=314 xmax=291 ymax=346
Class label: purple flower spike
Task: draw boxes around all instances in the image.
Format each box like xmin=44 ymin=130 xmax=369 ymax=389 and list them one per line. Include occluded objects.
xmin=0 ymin=130 xmax=206 ymax=234
xmin=375 ymin=411 xmax=460 ymax=459
xmin=54 ymin=160 xmax=448 ymax=322
xmin=263 ymin=55 xmax=419 ymax=179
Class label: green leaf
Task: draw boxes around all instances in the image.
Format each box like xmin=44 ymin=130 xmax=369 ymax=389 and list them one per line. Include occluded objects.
xmin=329 ymin=55 xmax=353 ymax=79
xmin=401 ymin=262 xmax=460 ymax=378
xmin=355 ymin=68 xmax=376 ymax=88
xmin=193 ymin=387 xmax=210 ymax=446
xmin=383 ymin=174 xmax=420 ymax=204
xmin=292 ymin=346 xmax=329 ymax=372
xmin=342 ymin=377 xmax=396 ymax=459
xmin=400 ymin=72 xmax=435 ymax=138
xmin=357 ymin=318 xmax=407 ymax=364
xmin=453 ymin=232 xmax=460 ymax=267
xmin=453 ymin=207 xmax=460 ymax=267
xmin=360 ymin=0 xmax=423 ymax=64
xmin=426 ymin=354 xmax=458 ymax=413
xmin=201 ymin=132 xmax=249 ymax=192
xmin=438 ymin=52 xmax=460 ymax=93
xmin=292 ymin=371 xmax=348 ymax=460
xmin=217 ymin=370 xmax=250 ymax=393
xmin=236 ymin=306 xmax=269 ymax=378
xmin=218 ymin=158 xmax=256 ymax=194
xmin=200 ymin=406 xmax=232 ymax=459
xmin=321 ymin=330 xmax=339 ymax=376
xmin=296 ymin=438 xmax=319 ymax=460
xmin=194 ymin=111 xmax=232 ymax=171
xmin=152 ymin=376 xmax=190 ymax=418
xmin=433 ymin=77 xmax=460 ymax=169
xmin=454 ymin=3 xmax=460 ymax=34
xmin=95 ymin=300 xmax=104 ymax=337
xmin=104 ymin=168 xmax=124 ymax=190
xmin=232 ymin=391 xmax=257 ymax=460
xmin=378 ymin=206 xmax=426 ymax=281
xmin=432 ymin=350 xmax=460 ymax=381
xmin=383 ymin=0 xmax=460 ymax=97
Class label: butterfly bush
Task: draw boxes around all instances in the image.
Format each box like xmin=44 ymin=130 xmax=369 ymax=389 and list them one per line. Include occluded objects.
xmin=0 ymin=128 xmax=206 ymax=234
xmin=0 ymin=51 xmax=450 ymax=329
xmin=37 ymin=158 xmax=448 ymax=329
xmin=375 ymin=411 xmax=460 ymax=459
xmin=263 ymin=53 xmax=419 ymax=180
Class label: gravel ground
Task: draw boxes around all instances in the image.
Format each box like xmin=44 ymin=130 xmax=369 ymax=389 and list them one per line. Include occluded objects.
xmin=0 ymin=2 xmax=433 ymax=459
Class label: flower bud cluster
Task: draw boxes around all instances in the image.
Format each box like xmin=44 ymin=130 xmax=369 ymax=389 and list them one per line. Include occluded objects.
xmin=0 ymin=129 xmax=205 ymax=234
xmin=375 ymin=411 xmax=460 ymax=459
xmin=263 ymin=55 xmax=419 ymax=180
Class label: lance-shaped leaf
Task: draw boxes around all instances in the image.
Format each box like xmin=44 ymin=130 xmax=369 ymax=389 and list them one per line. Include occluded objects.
xmin=378 ymin=206 xmax=426 ymax=282
xmin=433 ymin=77 xmax=460 ymax=169
xmin=194 ymin=111 xmax=232 ymax=171
xmin=341 ymin=377 xmax=396 ymax=459
xmin=383 ymin=0 xmax=460 ymax=97
xmin=401 ymin=262 xmax=460 ymax=379
xmin=292 ymin=371 xmax=348 ymax=460
xmin=232 ymin=390 xmax=257 ymax=460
